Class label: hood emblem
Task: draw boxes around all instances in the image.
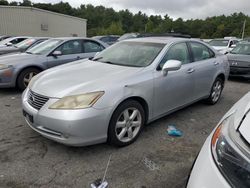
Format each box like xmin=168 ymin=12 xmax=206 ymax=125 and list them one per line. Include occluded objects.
xmin=31 ymin=95 xmax=35 ymax=102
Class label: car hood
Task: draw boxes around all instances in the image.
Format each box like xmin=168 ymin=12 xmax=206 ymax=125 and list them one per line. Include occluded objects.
xmin=0 ymin=53 xmax=41 ymax=65
xmin=30 ymin=60 xmax=144 ymax=98
xmin=226 ymin=92 xmax=250 ymax=144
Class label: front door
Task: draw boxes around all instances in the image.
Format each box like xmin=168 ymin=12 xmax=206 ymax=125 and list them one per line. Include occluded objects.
xmin=153 ymin=42 xmax=195 ymax=118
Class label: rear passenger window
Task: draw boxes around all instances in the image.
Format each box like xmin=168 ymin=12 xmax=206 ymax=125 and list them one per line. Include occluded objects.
xmin=159 ymin=42 xmax=190 ymax=69
xmin=190 ymin=42 xmax=215 ymax=61
xmin=83 ymin=41 xmax=104 ymax=53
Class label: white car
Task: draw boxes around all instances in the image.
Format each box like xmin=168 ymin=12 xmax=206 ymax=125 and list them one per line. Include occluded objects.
xmin=209 ymin=38 xmax=240 ymax=54
xmin=187 ymin=92 xmax=250 ymax=188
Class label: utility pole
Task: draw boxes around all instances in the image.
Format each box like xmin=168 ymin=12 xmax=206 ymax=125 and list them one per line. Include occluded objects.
xmin=242 ymin=19 xmax=246 ymax=39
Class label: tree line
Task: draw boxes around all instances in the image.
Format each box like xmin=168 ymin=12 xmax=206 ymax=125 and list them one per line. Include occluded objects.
xmin=0 ymin=0 xmax=249 ymax=38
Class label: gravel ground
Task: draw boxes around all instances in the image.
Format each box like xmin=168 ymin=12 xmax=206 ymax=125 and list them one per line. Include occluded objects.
xmin=0 ymin=79 xmax=249 ymax=188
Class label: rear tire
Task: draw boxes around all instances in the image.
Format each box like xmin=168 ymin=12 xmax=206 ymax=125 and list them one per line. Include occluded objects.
xmin=205 ymin=77 xmax=224 ymax=105
xmin=17 ymin=68 xmax=40 ymax=90
xmin=108 ymin=100 xmax=145 ymax=147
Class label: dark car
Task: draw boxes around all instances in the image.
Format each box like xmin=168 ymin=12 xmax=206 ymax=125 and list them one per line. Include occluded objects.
xmin=92 ymin=35 xmax=120 ymax=45
xmin=227 ymin=42 xmax=250 ymax=79
xmin=0 ymin=37 xmax=49 ymax=56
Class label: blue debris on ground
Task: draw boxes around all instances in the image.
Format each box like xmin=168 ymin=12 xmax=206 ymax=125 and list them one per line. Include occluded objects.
xmin=167 ymin=125 xmax=183 ymax=137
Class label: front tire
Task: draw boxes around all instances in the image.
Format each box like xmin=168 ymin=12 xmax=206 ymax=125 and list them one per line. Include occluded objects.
xmin=17 ymin=68 xmax=40 ymax=90
xmin=108 ymin=100 xmax=145 ymax=147
xmin=205 ymin=77 xmax=224 ymax=105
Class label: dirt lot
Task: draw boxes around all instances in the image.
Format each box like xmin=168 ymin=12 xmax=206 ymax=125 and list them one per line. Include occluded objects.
xmin=0 ymin=79 xmax=249 ymax=188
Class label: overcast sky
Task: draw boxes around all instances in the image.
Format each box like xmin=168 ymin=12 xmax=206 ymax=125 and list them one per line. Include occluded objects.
xmin=19 ymin=0 xmax=250 ymax=19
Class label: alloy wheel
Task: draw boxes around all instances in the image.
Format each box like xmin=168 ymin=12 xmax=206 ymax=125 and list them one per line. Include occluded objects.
xmin=115 ymin=107 xmax=142 ymax=143
xmin=23 ymin=72 xmax=37 ymax=87
xmin=211 ymin=80 xmax=222 ymax=103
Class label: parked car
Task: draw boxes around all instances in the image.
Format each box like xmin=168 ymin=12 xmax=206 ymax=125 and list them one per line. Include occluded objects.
xmin=0 ymin=35 xmax=12 ymax=41
xmin=227 ymin=42 xmax=250 ymax=79
xmin=209 ymin=37 xmax=240 ymax=54
xmin=0 ymin=37 xmax=49 ymax=56
xmin=0 ymin=36 xmax=30 ymax=48
xmin=22 ymin=37 xmax=229 ymax=147
xmin=0 ymin=37 xmax=108 ymax=90
xmin=92 ymin=35 xmax=120 ymax=45
xmin=187 ymin=92 xmax=250 ymax=188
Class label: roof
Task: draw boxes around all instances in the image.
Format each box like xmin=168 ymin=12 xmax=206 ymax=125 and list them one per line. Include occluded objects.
xmin=0 ymin=6 xmax=87 ymax=22
xmin=125 ymin=37 xmax=191 ymax=44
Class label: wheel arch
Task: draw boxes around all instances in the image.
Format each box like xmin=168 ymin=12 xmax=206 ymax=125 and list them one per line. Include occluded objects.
xmin=15 ymin=66 xmax=44 ymax=87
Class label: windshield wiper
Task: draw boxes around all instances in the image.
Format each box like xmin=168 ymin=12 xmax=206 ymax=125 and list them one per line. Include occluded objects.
xmin=26 ymin=51 xmax=33 ymax=54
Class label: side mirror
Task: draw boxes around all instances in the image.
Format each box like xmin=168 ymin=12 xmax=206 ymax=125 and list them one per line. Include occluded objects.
xmin=52 ymin=50 xmax=62 ymax=57
xmin=6 ymin=42 xmax=13 ymax=46
xmin=162 ymin=60 xmax=182 ymax=75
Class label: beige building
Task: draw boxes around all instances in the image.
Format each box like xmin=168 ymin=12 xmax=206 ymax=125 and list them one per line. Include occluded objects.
xmin=0 ymin=6 xmax=87 ymax=37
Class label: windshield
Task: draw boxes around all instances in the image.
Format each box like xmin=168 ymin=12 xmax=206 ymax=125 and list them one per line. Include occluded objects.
xmin=93 ymin=41 xmax=164 ymax=67
xmin=209 ymin=40 xmax=229 ymax=47
xmin=230 ymin=43 xmax=250 ymax=55
xmin=26 ymin=39 xmax=62 ymax=55
xmin=14 ymin=38 xmax=36 ymax=49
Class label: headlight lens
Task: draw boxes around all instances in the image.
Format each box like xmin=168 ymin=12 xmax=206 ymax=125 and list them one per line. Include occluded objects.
xmin=211 ymin=115 xmax=250 ymax=187
xmin=49 ymin=91 xmax=104 ymax=109
xmin=0 ymin=64 xmax=12 ymax=70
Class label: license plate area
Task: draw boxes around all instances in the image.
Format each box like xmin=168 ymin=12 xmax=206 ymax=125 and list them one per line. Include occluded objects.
xmin=23 ymin=110 xmax=34 ymax=123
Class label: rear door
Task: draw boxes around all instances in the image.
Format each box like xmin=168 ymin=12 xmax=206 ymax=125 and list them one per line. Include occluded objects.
xmin=188 ymin=41 xmax=218 ymax=99
xmin=47 ymin=39 xmax=83 ymax=68
xmin=153 ymin=42 xmax=195 ymax=117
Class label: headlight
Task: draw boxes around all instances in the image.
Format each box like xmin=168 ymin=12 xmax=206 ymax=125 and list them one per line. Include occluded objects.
xmin=211 ymin=114 xmax=250 ymax=187
xmin=0 ymin=64 xmax=12 ymax=70
xmin=49 ymin=91 xmax=104 ymax=109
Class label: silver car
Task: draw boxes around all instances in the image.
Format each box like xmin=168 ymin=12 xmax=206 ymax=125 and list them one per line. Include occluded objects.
xmin=22 ymin=37 xmax=229 ymax=147
xmin=0 ymin=37 xmax=108 ymax=90
xmin=227 ymin=41 xmax=250 ymax=79
xmin=0 ymin=36 xmax=30 ymax=48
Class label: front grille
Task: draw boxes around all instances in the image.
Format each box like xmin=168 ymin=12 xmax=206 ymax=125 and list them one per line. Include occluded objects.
xmin=28 ymin=90 xmax=49 ymax=110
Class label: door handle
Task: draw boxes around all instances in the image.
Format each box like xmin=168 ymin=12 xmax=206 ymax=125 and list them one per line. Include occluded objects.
xmin=76 ymin=56 xmax=81 ymax=60
xmin=187 ymin=68 xmax=195 ymax=74
xmin=214 ymin=62 xmax=219 ymax=66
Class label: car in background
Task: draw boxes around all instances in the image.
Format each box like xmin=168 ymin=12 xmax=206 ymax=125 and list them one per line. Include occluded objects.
xmin=0 ymin=37 xmax=108 ymax=90
xmin=209 ymin=37 xmax=240 ymax=54
xmin=227 ymin=42 xmax=250 ymax=79
xmin=117 ymin=33 xmax=140 ymax=41
xmin=22 ymin=37 xmax=228 ymax=147
xmin=0 ymin=37 xmax=49 ymax=56
xmin=187 ymin=92 xmax=250 ymax=188
xmin=92 ymin=35 xmax=120 ymax=45
xmin=0 ymin=35 xmax=12 ymax=41
xmin=0 ymin=36 xmax=30 ymax=48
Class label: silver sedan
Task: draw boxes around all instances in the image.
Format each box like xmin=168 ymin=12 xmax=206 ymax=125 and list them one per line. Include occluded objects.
xmin=22 ymin=37 xmax=229 ymax=147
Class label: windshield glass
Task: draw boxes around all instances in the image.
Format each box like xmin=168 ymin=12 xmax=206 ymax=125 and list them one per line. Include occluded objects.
xmin=209 ymin=39 xmax=229 ymax=47
xmin=230 ymin=43 xmax=250 ymax=55
xmin=93 ymin=41 xmax=164 ymax=67
xmin=26 ymin=39 xmax=62 ymax=55
xmin=14 ymin=38 xmax=36 ymax=49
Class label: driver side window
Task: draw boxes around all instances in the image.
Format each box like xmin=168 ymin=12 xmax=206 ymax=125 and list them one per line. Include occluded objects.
xmin=159 ymin=42 xmax=190 ymax=69
xmin=55 ymin=40 xmax=82 ymax=55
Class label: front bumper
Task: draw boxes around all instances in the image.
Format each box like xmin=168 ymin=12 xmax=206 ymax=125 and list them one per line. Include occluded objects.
xmin=229 ymin=66 xmax=250 ymax=78
xmin=22 ymin=89 xmax=112 ymax=146
xmin=187 ymin=135 xmax=230 ymax=188
xmin=0 ymin=67 xmax=15 ymax=88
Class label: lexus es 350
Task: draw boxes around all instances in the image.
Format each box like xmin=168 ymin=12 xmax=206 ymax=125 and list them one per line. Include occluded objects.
xmin=22 ymin=37 xmax=229 ymax=147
